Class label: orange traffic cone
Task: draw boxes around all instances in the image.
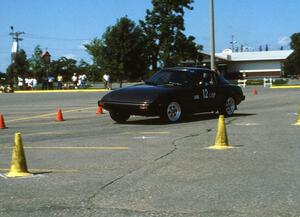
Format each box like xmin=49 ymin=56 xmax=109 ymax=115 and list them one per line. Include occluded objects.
xmin=0 ymin=113 xmax=7 ymax=129
xmin=252 ymin=88 xmax=257 ymax=95
xmin=56 ymin=108 xmax=64 ymax=122
xmin=96 ymin=105 xmax=104 ymax=115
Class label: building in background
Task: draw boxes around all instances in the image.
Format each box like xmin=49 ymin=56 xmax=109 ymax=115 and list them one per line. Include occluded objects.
xmin=196 ymin=50 xmax=294 ymax=79
xmin=215 ymin=50 xmax=293 ymax=78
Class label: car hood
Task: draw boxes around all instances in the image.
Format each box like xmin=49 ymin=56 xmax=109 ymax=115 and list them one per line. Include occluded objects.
xmin=102 ymin=84 xmax=174 ymax=104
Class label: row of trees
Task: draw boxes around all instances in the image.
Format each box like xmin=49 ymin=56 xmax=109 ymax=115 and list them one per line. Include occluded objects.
xmin=5 ymin=46 xmax=100 ymax=84
xmin=5 ymin=0 xmax=203 ymax=86
xmin=85 ymin=0 xmax=203 ymax=86
xmin=285 ymin=33 xmax=300 ymax=76
xmin=4 ymin=0 xmax=299 ymax=85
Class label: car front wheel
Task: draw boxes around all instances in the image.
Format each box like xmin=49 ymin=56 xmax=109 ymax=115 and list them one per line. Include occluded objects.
xmin=219 ymin=97 xmax=236 ymax=117
xmin=161 ymin=101 xmax=182 ymax=123
xmin=109 ymin=111 xmax=130 ymax=123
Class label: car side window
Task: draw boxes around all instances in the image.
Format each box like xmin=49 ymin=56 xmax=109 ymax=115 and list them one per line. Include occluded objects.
xmin=194 ymin=73 xmax=203 ymax=87
xmin=211 ymin=72 xmax=218 ymax=86
xmin=199 ymin=72 xmax=216 ymax=86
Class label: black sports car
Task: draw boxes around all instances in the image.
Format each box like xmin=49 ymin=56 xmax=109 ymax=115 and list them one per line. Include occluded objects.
xmin=98 ymin=67 xmax=245 ymax=123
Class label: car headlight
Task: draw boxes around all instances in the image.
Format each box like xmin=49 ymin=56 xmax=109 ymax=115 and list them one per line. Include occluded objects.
xmin=139 ymin=102 xmax=149 ymax=110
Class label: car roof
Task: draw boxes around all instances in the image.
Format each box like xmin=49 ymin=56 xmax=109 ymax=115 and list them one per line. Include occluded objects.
xmin=163 ymin=67 xmax=213 ymax=74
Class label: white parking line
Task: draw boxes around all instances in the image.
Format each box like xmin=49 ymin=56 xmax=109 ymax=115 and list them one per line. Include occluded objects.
xmin=132 ymin=136 xmax=159 ymax=140
xmin=235 ymin=123 xmax=261 ymax=126
xmin=288 ymin=113 xmax=298 ymax=116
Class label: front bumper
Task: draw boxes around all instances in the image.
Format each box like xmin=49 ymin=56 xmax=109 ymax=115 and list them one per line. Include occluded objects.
xmin=98 ymin=100 xmax=159 ymax=116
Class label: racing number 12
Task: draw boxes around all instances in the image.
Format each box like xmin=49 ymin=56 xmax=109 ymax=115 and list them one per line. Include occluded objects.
xmin=202 ymin=89 xmax=209 ymax=99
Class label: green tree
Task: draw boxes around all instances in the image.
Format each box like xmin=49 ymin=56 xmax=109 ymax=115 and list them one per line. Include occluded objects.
xmin=85 ymin=17 xmax=147 ymax=87
xmin=285 ymin=33 xmax=300 ymax=76
xmin=77 ymin=60 xmax=99 ymax=83
xmin=6 ymin=49 xmax=29 ymax=83
xmin=84 ymin=39 xmax=104 ymax=82
xmin=140 ymin=0 xmax=202 ymax=69
xmin=51 ymin=57 xmax=77 ymax=81
xmin=174 ymin=34 xmax=203 ymax=65
xmin=84 ymin=38 xmax=102 ymax=67
xmin=28 ymin=46 xmax=45 ymax=81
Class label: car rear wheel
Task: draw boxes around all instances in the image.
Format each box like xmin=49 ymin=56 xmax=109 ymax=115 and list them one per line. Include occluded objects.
xmin=219 ymin=97 xmax=236 ymax=117
xmin=161 ymin=101 xmax=182 ymax=123
xmin=109 ymin=111 xmax=130 ymax=123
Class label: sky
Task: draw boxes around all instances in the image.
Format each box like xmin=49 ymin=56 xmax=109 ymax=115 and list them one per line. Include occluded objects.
xmin=0 ymin=0 xmax=299 ymax=72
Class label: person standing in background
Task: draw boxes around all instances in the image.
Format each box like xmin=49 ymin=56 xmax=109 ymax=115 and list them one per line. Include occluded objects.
xmin=17 ymin=76 xmax=24 ymax=90
xmin=42 ymin=75 xmax=48 ymax=90
xmin=48 ymin=75 xmax=54 ymax=90
xmin=32 ymin=78 xmax=37 ymax=90
xmin=72 ymin=73 xmax=78 ymax=89
xmin=82 ymin=73 xmax=87 ymax=88
xmin=103 ymin=73 xmax=110 ymax=89
xmin=57 ymin=74 xmax=63 ymax=89
xmin=78 ymin=74 xmax=83 ymax=88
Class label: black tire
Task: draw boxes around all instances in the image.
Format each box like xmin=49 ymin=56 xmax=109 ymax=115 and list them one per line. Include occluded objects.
xmin=160 ymin=101 xmax=182 ymax=123
xmin=109 ymin=111 xmax=130 ymax=123
xmin=219 ymin=97 xmax=236 ymax=117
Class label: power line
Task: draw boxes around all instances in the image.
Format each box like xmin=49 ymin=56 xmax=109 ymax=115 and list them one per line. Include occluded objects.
xmin=25 ymin=33 xmax=92 ymax=41
xmin=21 ymin=46 xmax=87 ymax=52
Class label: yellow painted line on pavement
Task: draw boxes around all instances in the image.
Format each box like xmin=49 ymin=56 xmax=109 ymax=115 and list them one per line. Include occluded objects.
xmin=0 ymin=131 xmax=64 ymax=140
xmin=6 ymin=107 xmax=95 ymax=123
xmin=15 ymin=89 xmax=109 ymax=93
xmin=11 ymin=122 xmax=58 ymax=126
xmin=24 ymin=131 xmax=65 ymax=136
xmin=271 ymin=85 xmax=300 ymax=89
xmin=3 ymin=146 xmax=129 ymax=150
xmin=0 ymin=132 xmax=63 ymax=140
xmin=0 ymin=168 xmax=78 ymax=173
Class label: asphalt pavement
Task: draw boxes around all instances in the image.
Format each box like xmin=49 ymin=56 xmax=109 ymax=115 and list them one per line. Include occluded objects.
xmin=0 ymin=87 xmax=300 ymax=217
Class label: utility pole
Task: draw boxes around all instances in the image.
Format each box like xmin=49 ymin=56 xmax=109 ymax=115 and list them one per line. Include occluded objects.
xmin=9 ymin=26 xmax=25 ymax=63
xmin=209 ymin=0 xmax=216 ymax=71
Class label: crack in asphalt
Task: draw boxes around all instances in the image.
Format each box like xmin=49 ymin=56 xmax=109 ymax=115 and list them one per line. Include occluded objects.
xmin=84 ymin=131 xmax=210 ymax=209
xmin=154 ymin=132 xmax=206 ymax=161
xmin=84 ymin=127 xmax=226 ymax=210
xmin=226 ymin=117 xmax=239 ymax=125
xmin=85 ymin=168 xmax=142 ymax=211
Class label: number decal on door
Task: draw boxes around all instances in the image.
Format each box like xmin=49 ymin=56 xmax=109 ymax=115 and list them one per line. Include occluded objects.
xmin=202 ymin=89 xmax=209 ymax=99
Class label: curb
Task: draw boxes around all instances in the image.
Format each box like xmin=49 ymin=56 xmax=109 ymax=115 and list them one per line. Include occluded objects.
xmin=271 ymin=86 xmax=300 ymax=89
xmin=14 ymin=89 xmax=109 ymax=93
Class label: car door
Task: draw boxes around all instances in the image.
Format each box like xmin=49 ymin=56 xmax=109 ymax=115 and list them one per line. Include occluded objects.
xmin=172 ymin=71 xmax=199 ymax=113
xmin=194 ymin=71 xmax=219 ymax=111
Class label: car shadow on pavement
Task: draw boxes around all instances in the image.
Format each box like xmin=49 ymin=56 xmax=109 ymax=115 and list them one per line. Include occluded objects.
xmin=31 ymin=171 xmax=53 ymax=175
xmin=123 ymin=112 xmax=256 ymax=125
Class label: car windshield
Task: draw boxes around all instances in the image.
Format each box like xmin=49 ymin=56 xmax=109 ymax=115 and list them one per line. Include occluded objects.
xmin=145 ymin=70 xmax=194 ymax=87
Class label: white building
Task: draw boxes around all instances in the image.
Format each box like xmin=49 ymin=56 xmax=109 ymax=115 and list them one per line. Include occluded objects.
xmin=215 ymin=50 xmax=293 ymax=78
